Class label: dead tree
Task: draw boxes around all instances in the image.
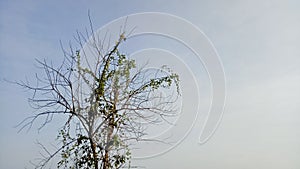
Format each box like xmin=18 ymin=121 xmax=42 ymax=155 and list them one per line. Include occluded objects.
xmin=16 ymin=23 xmax=180 ymax=169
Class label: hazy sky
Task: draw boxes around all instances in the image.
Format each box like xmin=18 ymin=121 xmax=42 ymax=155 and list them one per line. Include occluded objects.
xmin=1 ymin=0 xmax=300 ymax=169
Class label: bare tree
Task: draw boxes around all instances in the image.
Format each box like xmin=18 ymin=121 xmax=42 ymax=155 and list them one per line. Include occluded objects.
xmin=16 ymin=20 xmax=180 ymax=169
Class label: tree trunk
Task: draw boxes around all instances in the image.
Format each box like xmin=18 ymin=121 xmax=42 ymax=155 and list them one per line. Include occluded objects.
xmin=103 ymin=150 xmax=109 ymax=169
xmin=89 ymin=138 xmax=99 ymax=169
xmin=103 ymin=114 xmax=115 ymax=169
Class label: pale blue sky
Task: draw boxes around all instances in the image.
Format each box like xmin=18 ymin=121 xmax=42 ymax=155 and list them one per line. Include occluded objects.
xmin=1 ymin=0 xmax=300 ymax=168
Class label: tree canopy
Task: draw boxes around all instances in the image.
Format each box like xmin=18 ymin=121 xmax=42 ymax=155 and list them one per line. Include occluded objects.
xmin=17 ymin=29 xmax=180 ymax=169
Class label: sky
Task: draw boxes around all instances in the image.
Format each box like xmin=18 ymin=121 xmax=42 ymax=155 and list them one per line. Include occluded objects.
xmin=0 ymin=0 xmax=300 ymax=169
